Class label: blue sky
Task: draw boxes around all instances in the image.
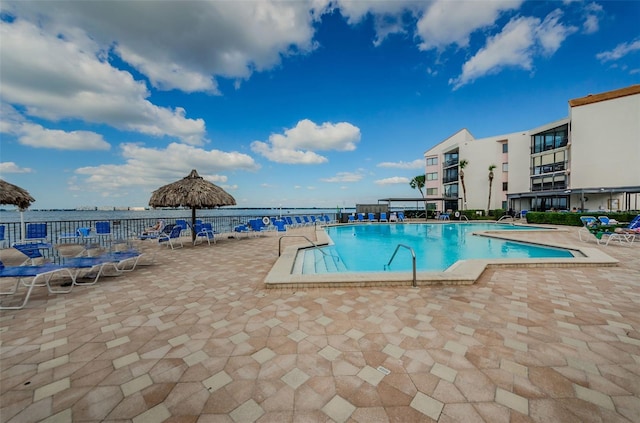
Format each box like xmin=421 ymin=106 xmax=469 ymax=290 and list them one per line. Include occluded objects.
xmin=1 ymin=1 xmax=638 ymax=210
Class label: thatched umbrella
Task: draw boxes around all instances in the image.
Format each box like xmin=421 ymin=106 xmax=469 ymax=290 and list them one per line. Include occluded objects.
xmin=0 ymin=179 xmax=36 ymax=242
xmin=148 ymin=169 xmax=236 ymax=241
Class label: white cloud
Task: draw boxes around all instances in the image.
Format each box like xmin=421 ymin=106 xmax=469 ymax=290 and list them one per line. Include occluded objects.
xmin=251 ymin=119 xmax=361 ymax=164
xmin=449 ymin=10 xmax=576 ymax=89
xmin=1 ymin=104 xmax=110 ymax=150
xmin=582 ymin=2 xmax=603 ymax=34
xmin=3 ymin=1 xmax=326 ymax=94
xmin=0 ymin=162 xmax=33 ymax=173
xmin=320 ymin=171 xmax=364 ymax=183
xmin=375 ymin=176 xmax=411 ymax=185
xmin=74 ymin=142 xmax=258 ymax=193
xmin=536 ymin=9 xmax=578 ymax=56
xmin=377 ymin=159 xmax=424 ymax=169
xmin=596 ymin=39 xmax=640 ymax=62
xmin=0 ymin=19 xmax=206 ymax=144
xmin=416 ymin=0 xmax=523 ymax=51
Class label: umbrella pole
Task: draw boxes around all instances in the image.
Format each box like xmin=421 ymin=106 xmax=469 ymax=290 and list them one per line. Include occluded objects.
xmin=20 ymin=209 xmax=26 ymax=243
xmin=192 ymin=207 xmax=197 ymax=242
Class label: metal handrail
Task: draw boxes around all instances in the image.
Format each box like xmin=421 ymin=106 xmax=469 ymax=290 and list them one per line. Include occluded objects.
xmin=384 ymin=243 xmax=417 ymax=287
xmin=496 ymin=215 xmax=515 ymax=223
xmin=278 ymin=235 xmax=326 ymax=257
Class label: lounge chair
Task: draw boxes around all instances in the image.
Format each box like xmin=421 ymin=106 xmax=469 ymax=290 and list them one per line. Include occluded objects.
xmin=348 ymin=215 xmax=355 ymax=223
xmin=397 ymin=212 xmax=405 ymax=222
xmin=273 ymin=219 xmax=287 ymax=232
xmin=0 ymin=225 xmax=6 ymax=248
xmin=158 ymin=225 xmax=183 ymax=249
xmin=25 ymin=223 xmax=48 ymax=243
xmin=233 ymin=224 xmax=251 ymax=238
xmin=61 ymin=255 xmax=123 ymax=285
xmin=175 ymin=219 xmax=189 ymax=236
xmin=578 ymin=216 xmax=631 ymax=246
xmin=12 ymin=242 xmax=52 ymax=265
xmin=357 ymin=213 xmax=366 ymax=222
xmin=194 ymin=223 xmax=216 ymax=245
xmin=302 ymin=216 xmax=312 ymax=226
xmin=0 ymin=260 xmax=76 ymax=310
xmin=285 ymin=216 xmax=295 ymax=227
xmin=598 ymin=216 xmax=618 ymax=225
xmin=379 ymin=212 xmax=388 ymax=222
xmin=294 ymin=216 xmax=304 ymax=227
xmin=368 ymin=213 xmax=377 ymax=222
xmin=95 ymin=221 xmax=113 ymax=241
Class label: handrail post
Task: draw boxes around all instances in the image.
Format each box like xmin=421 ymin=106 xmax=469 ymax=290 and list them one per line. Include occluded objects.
xmin=385 ymin=243 xmax=417 ymax=287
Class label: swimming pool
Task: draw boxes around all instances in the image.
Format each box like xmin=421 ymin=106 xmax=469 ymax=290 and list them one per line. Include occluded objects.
xmin=297 ymin=223 xmax=575 ymax=274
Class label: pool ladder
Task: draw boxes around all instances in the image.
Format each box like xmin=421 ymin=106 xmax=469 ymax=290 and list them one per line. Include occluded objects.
xmin=384 ymin=244 xmax=417 ymax=287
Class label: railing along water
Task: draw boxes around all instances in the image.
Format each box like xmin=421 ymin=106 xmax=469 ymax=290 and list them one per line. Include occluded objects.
xmin=384 ymin=243 xmax=417 ymax=287
xmin=0 ymin=213 xmax=337 ymax=248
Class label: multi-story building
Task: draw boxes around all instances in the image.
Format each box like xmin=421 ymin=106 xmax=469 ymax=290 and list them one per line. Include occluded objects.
xmin=423 ymin=85 xmax=640 ymax=213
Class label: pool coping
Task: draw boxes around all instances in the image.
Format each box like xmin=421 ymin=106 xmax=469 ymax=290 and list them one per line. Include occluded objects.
xmin=264 ymin=223 xmax=619 ymax=288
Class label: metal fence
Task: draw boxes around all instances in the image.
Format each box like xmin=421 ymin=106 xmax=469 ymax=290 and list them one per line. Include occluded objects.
xmin=0 ymin=213 xmax=338 ymax=248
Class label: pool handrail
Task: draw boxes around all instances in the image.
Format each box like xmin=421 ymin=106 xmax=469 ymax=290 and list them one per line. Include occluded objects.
xmin=278 ymin=235 xmax=325 ymax=257
xmin=384 ymin=244 xmax=416 ymax=287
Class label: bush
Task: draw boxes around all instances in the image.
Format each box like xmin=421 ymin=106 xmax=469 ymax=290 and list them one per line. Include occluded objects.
xmin=525 ymin=211 xmax=639 ymax=226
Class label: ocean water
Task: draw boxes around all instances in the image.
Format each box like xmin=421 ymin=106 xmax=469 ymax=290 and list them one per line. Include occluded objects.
xmin=0 ymin=207 xmax=348 ymax=223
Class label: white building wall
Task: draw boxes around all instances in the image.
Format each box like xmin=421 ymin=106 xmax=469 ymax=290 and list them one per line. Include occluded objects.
xmin=569 ymin=93 xmax=640 ymax=188
xmin=459 ymin=132 xmax=524 ymax=211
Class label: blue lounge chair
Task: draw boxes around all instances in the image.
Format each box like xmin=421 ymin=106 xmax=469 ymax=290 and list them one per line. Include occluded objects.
xmin=597 ymin=216 xmax=618 ymax=225
xmin=273 ymin=219 xmax=287 ymax=232
xmin=294 ymin=216 xmax=304 ymax=227
xmin=348 ymin=215 xmax=355 ymax=223
xmin=0 ymin=260 xmax=75 ymax=310
xmin=285 ymin=216 xmax=295 ymax=227
xmin=397 ymin=212 xmax=405 ymax=222
xmin=175 ymin=219 xmax=189 ymax=235
xmin=233 ymin=224 xmax=251 ymax=238
xmin=158 ymin=225 xmax=183 ymax=249
xmin=368 ymin=213 xmax=377 ymax=222
xmin=61 ymin=256 xmax=122 ymax=286
xmin=25 ymin=223 xmax=48 ymax=242
xmin=194 ymin=223 xmax=216 ymax=245
xmin=578 ymin=216 xmax=631 ymax=246
xmin=12 ymin=242 xmax=52 ymax=265
xmin=357 ymin=213 xmax=366 ymax=222
xmin=302 ymin=216 xmax=312 ymax=226
xmin=95 ymin=221 xmax=112 ymax=240
xmin=379 ymin=212 xmax=388 ymax=222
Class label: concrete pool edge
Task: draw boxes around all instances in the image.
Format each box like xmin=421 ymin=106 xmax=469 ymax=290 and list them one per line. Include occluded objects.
xmin=263 ymin=225 xmax=619 ymax=289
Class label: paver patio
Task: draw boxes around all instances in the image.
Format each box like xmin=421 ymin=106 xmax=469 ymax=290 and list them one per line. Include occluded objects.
xmin=1 ymin=224 xmax=639 ymax=422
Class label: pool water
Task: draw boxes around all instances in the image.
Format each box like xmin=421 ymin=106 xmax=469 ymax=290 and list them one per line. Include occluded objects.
xmin=300 ymin=223 xmax=574 ymax=274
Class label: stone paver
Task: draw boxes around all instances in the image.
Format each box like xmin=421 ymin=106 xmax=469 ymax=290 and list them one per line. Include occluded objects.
xmin=1 ymin=224 xmax=639 ymax=422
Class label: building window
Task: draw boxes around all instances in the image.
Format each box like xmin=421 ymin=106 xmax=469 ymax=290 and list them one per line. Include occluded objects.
xmin=443 ymin=151 xmax=459 ymax=168
xmin=502 ymin=163 xmax=508 ymax=172
xmin=443 ymin=184 xmax=458 ymax=198
xmin=426 ymin=188 xmax=438 ymax=196
xmin=426 ymin=157 xmax=438 ymax=166
xmin=426 ymin=172 xmax=438 ymax=181
xmin=531 ymin=124 xmax=568 ymax=154
xmin=502 ymin=143 xmax=508 ymax=153
xmin=442 ymin=168 xmax=458 ymax=183
xmin=502 ymin=182 xmax=508 ymax=191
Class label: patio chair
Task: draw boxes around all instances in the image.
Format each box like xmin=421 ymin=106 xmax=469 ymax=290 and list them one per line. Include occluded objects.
xmin=175 ymin=219 xmax=189 ymax=236
xmin=194 ymin=223 xmax=216 ymax=246
xmin=95 ymin=221 xmax=112 ymax=240
xmin=397 ymin=212 xmax=405 ymax=222
xmin=158 ymin=225 xmax=183 ymax=249
xmin=598 ymin=216 xmax=618 ymax=225
xmin=348 ymin=214 xmax=355 ymax=223
xmin=233 ymin=224 xmax=251 ymax=238
xmin=357 ymin=213 xmax=366 ymax=222
xmin=368 ymin=212 xmax=377 ymax=222
xmin=273 ymin=219 xmax=287 ymax=232
xmin=12 ymin=242 xmax=52 ymax=265
xmin=294 ymin=216 xmax=304 ymax=227
xmin=0 ymin=260 xmax=75 ymax=310
xmin=578 ymin=216 xmax=631 ymax=246
xmin=379 ymin=212 xmax=388 ymax=222
xmin=25 ymin=223 xmax=48 ymax=242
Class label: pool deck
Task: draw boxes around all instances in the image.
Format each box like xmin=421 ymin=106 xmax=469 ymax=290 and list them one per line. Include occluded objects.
xmin=1 ymin=223 xmax=639 ymax=422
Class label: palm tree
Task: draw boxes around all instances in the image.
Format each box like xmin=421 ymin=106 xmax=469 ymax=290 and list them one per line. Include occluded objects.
xmin=409 ymin=174 xmax=427 ymax=219
xmin=487 ymin=164 xmax=496 ymax=215
xmin=459 ymin=159 xmax=468 ymax=210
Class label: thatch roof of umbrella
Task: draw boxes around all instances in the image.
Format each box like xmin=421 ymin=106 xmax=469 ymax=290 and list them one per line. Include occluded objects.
xmin=0 ymin=179 xmax=36 ymax=210
xmin=149 ymin=169 xmax=236 ymax=241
